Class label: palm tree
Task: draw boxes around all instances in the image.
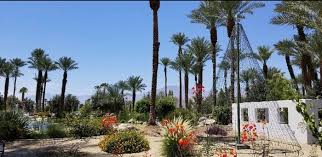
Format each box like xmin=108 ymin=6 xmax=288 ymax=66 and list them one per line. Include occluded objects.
xmin=149 ymin=0 xmax=160 ymax=125
xmin=127 ymin=76 xmax=146 ymax=112
xmin=56 ymin=57 xmax=78 ymax=115
xmin=219 ymin=1 xmax=264 ymax=103
xmin=189 ymin=63 xmax=200 ymax=89
xmin=218 ymin=60 xmax=230 ymax=96
xmin=271 ymin=1 xmax=314 ymax=90
xmin=187 ymin=37 xmax=211 ymax=112
xmin=160 ymin=57 xmax=171 ymax=96
xmin=169 ymin=57 xmax=183 ymax=108
xmin=274 ymin=39 xmax=299 ymax=91
xmin=171 ymin=33 xmax=190 ymax=109
xmin=255 ymin=46 xmax=274 ymax=79
xmin=19 ymin=87 xmax=28 ymax=101
xmin=1 ymin=61 xmax=14 ymax=110
xmin=10 ymin=58 xmax=26 ymax=98
xmin=189 ymin=1 xmax=223 ymax=108
xmin=100 ymin=83 xmax=109 ymax=95
xmin=178 ymin=52 xmax=195 ymax=109
xmin=28 ymin=48 xmax=47 ymax=111
xmin=42 ymin=57 xmax=58 ymax=111
xmin=241 ymin=69 xmax=253 ymax=99
xmin=117 ymin=80 xmax=129 ymax=106
xmin=307 ymin=31 xmax=322 ymax=89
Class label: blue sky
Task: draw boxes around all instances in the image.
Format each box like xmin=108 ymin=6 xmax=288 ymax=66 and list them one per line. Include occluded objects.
xmin=0 ymin=1 xmax=300 ymax=100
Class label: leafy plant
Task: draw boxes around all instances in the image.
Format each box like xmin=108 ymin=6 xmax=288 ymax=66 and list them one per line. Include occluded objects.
xmin=99 ymin=131 xmax=150 ymax=154
xmin=266 ymin=73 xmax=299 ymax=100
xmin=47 ymin=123 xmax=68 ymax=138
xmin=65 ymin=114 xmax=103 ymax=138
xmin=0 ymin=111 xmax=29 ymax=141
xmin=167 ymin=108 xmax=200 ymax=125
xmin=156 ymin=97 xmax=176 ymax=119
xmin=136 ymin=99 xmax=150 ymax=113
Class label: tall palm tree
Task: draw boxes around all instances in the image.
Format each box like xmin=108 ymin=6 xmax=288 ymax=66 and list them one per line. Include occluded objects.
xmin=127 ymin=76 xmax=146 ymax=112
xmin=10 ymin=58 xmax=26 ymax=98
xmin=28 ymin=48 xmax=47 ymax=111
xmin=56 ymin=57 xmax=78 ymax=115
xmin=149 ymin=0 xmax=160 ymax=125
xmin=160 ymin=57 xmax=170 ymax=96
xmin=117 ymin=80 xmax=129 ymax=106
xmin=218 ymin=60 xmax=230 ymax=96
xmin=189 ymin=63 xmax=200 ymax=89
xmin=274 ymin=39 xmax=299 ymax=91
xmin=169 ymin=57 xmax=183 ymax=108
xmin=241 ymin=69 xmax=257 ymax=99
xmin=271 ymin=1 xmax=314 ymax=90
xmin=171 ymin=33 xmax=190 ymax=109
xmin=19 ymin=87 xmax=28 ymax=101
xmin=100 ymin=83 xmax=109 ymax=95
xmin=178 ymin=52 xmax=195 ymax=109
xmin=187 ymin=37 xmax=211 ymax=112
xmin=42 ymin=57 xmax=58 ymax=111
xmin=1 ymin=61 xmax=14 ymax=110
xmin=307 ymin=31 xmax=322 ymax=89
xmin=255 ymin=46 xmax=274 ymax=79
xmin=219 ymin=1 xmax=264 ymax=103
xmin=189 ymin=1 xmax=223 ymax=108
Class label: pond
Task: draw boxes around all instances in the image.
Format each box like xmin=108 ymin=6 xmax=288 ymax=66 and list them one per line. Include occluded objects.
xmin=27 ymin=116 xmax=51 ymax=132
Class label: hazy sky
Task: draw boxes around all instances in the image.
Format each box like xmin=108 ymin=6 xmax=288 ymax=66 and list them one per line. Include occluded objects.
xmin=0 ymin=1 xmax=299 ymax=100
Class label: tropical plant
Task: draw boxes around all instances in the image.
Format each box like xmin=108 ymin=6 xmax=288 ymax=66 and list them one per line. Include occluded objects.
xmin=241 ymin=69 xmax=257 ymax=99
xmin=136 ymin=99 xmax=150 ymax=113
xmin=56 ymin=57 xmax=78 ymax=116
xmin=10 ymin=58 xmax=26 ymax=98
xmin=1 ymin=61 xmax=15 ymax=110
xmin=148 ymin=0 xmax=160 ymax=125
xmin=28 ymin=48 xmax=48 ymax=111
xmin=0 ymin=111 xmax=29 ymax=141
xmin=47 ymin=123 xmax=68 ymax=138
xmin=189 ymin=1 xmax=223 ymax=108
xmin=255 ymin=46 xmax=274 ymax=79
xmin=187 ymin=37 xmax=211 ymax=112
xmin=19 ymin=87 xmax=28 ymax=101
xmin=306 ymin=31 xmax=322 ymax=90
xmin=266 ymin=73 xmax=298 ymax=101
xmin=171 ymin=33 xmax=190 ymax=109
xmin=41 ymin=57 xmax=58 ymax=111
xmin=64 ymin=94 xmax=80 ymax=112
xmin=218 ymin=60 xmax=230 ymax=96
xmin=127 ymin=76 xmax=146 ymax=112
xmin=156 ymin=96 xmax=176 ymax=119
xmin=117 ymin=80 xmax=129 ymax=105
xmin=160 ymin=57 xmax=171 ymax=96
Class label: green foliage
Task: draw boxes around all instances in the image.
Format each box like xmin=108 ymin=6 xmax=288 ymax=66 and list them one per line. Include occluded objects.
xmin=47 ymin=123 xmax=68 ymax=138
xmin=213 ymin=105 xmax=231 ymax=125
xmin=136 ymin=99 xmax=150 ymax=113
xmin=266 ymin=73 xmax=299 ymax=100
xmin=0 ymin=111 xmax=29 ymax=141
xmin=26 ymin=130 xmax=48 ymax=139
xmin=79 ymin=102 xmax=92 ymax=117
xmin=167 ymin=108 xmax=200 ymax=125
xmin=156 ymin=97 xmax=176 ymax=118
xmin=99 ymin=131 xmax=150 ymax=154
xmin=48 ymin=94 xmax=80 ymax=114
xmin=65 ymin=114 xmax=103 ymax=138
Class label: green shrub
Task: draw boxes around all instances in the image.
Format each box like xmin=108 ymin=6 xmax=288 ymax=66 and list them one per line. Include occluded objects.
xmin=131 ymin=112 xmax=149 ymax=122
xmin=0 ymin=111 xmax=29 ymax=141
xmin=65 ymin=115 xmax=103 ymax=138
xmin=99 ymin=131 xmax=150 ymax=154
xmin=136 ymin=99 xmax=150 ymax=113
xmin=47 ymin=123 xmax=67 ymax=138
xmin=26 ymin=131 xmax=47 ymax=139
xmin=167 ymin=108 xmax=200 ymax=125
xmin=79 ymin=102 xmax=92 ymax=117
xmin=156 ymin=97 xmax=176 ymax=118
xmin=213 ymin=106 xmax=231 ymax=125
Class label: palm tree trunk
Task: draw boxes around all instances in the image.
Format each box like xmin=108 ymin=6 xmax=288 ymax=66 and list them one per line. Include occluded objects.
xmin=184 ymin=71 xmax=189 ymax=109
xmin=285 ymin=55 xmax=299 ymax=92
xmin=13 ymin=76 xmax=17 ymax=98
xmin=3 ymin=76 xmax=9 ymax=110
xmin=320 ymin=59 xmax=322 ymax=90
xmin=227 ymin=16 xmax=236 ymax=103
xmin=178 ymin=46 xmax=183 ymax=108
xmin=164 ymin=66 xmax=167 ymax=97
xmin=148 ymin=0 xmax=160 ymax=125
xmin=263 ymin=62 xmax=268 ymax=79
xmin=210 ymin=26 xmax=217 ymax=108
xmin=36 ymin=70 xmax=43 ymax=112
xmin=22 ymin=92 xmax=25 ymax=102
xmin=245 ymin=81 xmax=249 ymax=99
xmin=132 ymin=89 xmax=136 ymax=112
xmin=42 ymin=70 xmax=48 ymax=112
xmin=224 ymin=70 xmax=228 ymax=98
xmin=197 ymin=66 xmax=203 ymax=112
xmin=60 ymin=71 xmax=67 ymax=116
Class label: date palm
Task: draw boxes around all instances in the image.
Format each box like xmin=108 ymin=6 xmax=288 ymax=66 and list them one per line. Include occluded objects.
xmin=241 ymin=69 xmax=256 ymax=99
xmin=274 ymin=39 xmax=299 ymax=91
xmin=306 ymin=31 xmax=322 ymax=89
xmin=10 ymin=58 xmax=26 ymax=98
xmin=218 ymin=60 xmax=230 ymax=96
xmin=1 ymin=61 xmax=14 ymax=110
xmin=160 ymin=57 xmax=170 ymax=97
xmin=100 ymin=83 xmax=109 ymax=95
xmin=127 ymin=76 xmax=146 ymax=112
xmin=148 ymin=0 xmax=160 ymax=125
xmin=189 ymin=1 xmax=223 ymax=107
xmin=171 ymin=33 xmax=189 ymax=109
xmin=42 ymin=57 xmax=58 ymax=111
xmin=187 ymin=37 xmax=211 ymax=112
xmin=56 ymin=57 xmax=78 ymax=115
xmin=117 ymin=80 xmax=129 ymax=105
xmin=179 ymin=52 xmax=195 ymax=109
xmin=170 ymin=57 xmax=183 ymax=107
xmin=28 ymin=48 xmax=48 ymax=111
xmin=19 ymin=87 xmax=28 ymax=101
xmin=271 ymin=1 xmax=314 ymax=89
xmin=255 ymin=46 xmax=274 ymax=79
xmin=219 ymin=1 xmax=264 ymax=103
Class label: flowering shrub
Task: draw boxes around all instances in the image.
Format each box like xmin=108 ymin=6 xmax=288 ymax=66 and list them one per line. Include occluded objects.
xmin=98 ymin=131 xmax=150 ymax=154
xmin=213 ymin=144 xmax=237 ymax=157
xmin=161 ymin=117 xmax=196 ymax=157
xmin=101 ymin=113 xmax=117 ymax=134
xmin=192 ymin=83 xmax=205 ymax=95
xmin=241 ymin=123 xmax=258 ymax=143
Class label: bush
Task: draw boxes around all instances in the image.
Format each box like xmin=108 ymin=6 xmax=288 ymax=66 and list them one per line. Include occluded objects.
xmin=79 ymin=102 xmax=92 ymax=117
xmin=47 ymin=123 xmax=67 ymax=138
xmin=99 ymin=131 xmax=150 ymax=154
xmin=167 ymin=108 xmax=200 ymax=125
xmin=161 ymin=117 xmax=196 ymax=157
xmin=213 ymin=106 xmax=231 ymax=125
xmin=0 ymin=111 xmax=29 ymax=141
xmin=156 ymin=97 xmax=176 ymax=118
xmin=136 ymin=99 xmax=150 ymax=113
xmin=26 ymin=130 xmax=47 ymax=139
xmin=65 ymin=115 xmax=102 ymax=138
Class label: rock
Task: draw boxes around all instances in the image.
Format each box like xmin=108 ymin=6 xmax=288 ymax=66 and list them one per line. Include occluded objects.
xmin=142 ymin=122 xmax=147 ymax=125
xmin=204 ymin=119 xmax=216 ymax=125
xmin=116 ymin=124 xmax=139 ymax=131
xmin=128 ymin=118 xmax=135 ymax=123
xmin=198 ymin=117 xmax=207 ymax=122
xmin=198 ymin=117 xmax=216 ymax=127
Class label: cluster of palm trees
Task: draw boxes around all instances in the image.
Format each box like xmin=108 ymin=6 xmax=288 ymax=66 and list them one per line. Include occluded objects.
xmin=0 ymin=48 xmax=78 ymax=114
xmin=93 ymin=76 xmax=146 ymax=112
